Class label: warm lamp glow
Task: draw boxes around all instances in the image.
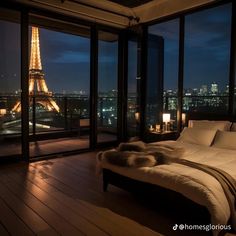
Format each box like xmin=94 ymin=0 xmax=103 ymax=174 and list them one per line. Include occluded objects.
xmin=0 ymin=109 xmax=6 ymax=116
xmin=182 ymin=113 xmax=186 ymax=124
xmin=12 ymin=27 xmax=60 ymax=113
xmin=163 ymin=113 xmax=170 ymax=123
xmin=163 ymin=113 xmax=171 ymax=132
xmin=135 ymin=112 xmax=140 ymax=122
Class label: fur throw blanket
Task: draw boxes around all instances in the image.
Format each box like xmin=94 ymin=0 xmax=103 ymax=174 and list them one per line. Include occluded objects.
xmin=96 ymin=141 xmax=185 ymax=174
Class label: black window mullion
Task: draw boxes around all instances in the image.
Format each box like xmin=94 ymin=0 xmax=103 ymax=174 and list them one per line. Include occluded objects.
xmin=140 ymin=26 xmax=148 ymax=139
xmin=229 ymin=2 xmax=236 ymax=118
xmin=21 ymin=10 xmax=29 ymax=161
xmin=90 ymin=25 xmax=98 ymax=149
xmin=117 ymin=30 xmax=127 ymax=142
xmin=177 ymin=16 xmax=185 ymax=133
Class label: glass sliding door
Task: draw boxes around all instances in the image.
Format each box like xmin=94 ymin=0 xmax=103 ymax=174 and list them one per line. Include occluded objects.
xmin=0 ymin=8 xmax=21 ymax=158
xmin=146 ymin=33 xmax=164 ymax=129
xmin=29 ymin=16 xmax=90 ymax=157
xmin=97 ymin=31 xmax=118 ymax=143
xmin=127 ymin=37 xmax=140 ymax=138
xmin=149 ymin=19 xmax=179 ymax=129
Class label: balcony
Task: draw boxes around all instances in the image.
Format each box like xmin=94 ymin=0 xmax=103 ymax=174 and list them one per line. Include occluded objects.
xmin=0 ymin=94 xmax=118 ymax=158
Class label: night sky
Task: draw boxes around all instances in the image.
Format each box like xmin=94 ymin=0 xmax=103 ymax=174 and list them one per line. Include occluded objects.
xmin=0 ymin=3 xmax=232 ymax=94
xmin=0 ymin=23 xmax=118 ymax=94
xmin=128 ymin=40 xmax=138 ymax=94
xmin=0 ymin=21 xmax=20 ymax=93
xmin=40 ymin=28 xmax=90 ymax=94
xmin=149 ymin=3 xmax=232 ymax=91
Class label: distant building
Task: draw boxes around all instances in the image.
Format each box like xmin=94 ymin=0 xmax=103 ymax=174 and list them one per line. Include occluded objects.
xmin=211 ymin=82 xmax=218 ymax=95
xmin=225 ymin=85 xmax=229 ymax=94
xmin=199 ymin=85 xmax=208 ymax=95
xmin=192 ymin=88 xmax=198 ymax=95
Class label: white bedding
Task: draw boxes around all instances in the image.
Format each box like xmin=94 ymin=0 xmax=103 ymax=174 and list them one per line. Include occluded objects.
xmin=100 ymin=140 xmax=236 ymax=235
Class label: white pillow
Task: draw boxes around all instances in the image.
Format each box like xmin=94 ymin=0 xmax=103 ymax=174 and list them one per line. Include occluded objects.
xmin=188 ymin=120 xmax=231 ymax=131
xmin=178 ymin=127 xmax=217 ymax=146
xmin=212 ymin=131 xmax=236 ymax=150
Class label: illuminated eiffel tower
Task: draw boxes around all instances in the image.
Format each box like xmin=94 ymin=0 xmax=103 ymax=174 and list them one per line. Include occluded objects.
xmin=12 ymin=27 xmax=60 ymax=112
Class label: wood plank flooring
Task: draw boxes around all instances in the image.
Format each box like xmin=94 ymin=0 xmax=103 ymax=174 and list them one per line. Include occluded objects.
xmin=0 ymin=152 xmax=235 ymax=236
xmin=0 ymin=133 xmax=116 ymax=158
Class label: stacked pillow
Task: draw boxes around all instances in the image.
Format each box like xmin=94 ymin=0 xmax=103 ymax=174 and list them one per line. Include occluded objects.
xmin=178 ymin=120 xmax=233 ymax=147
xmin=188 ymin=120 xmax=231 ymax=131
xmin=212 ymin=131 xmax=236 ymax=150
xmin=178 ymin=127 xmax=217 ymax=146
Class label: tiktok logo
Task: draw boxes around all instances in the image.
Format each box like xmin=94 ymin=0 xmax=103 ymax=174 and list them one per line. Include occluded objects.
xmin=173 ymin=224 xmax=178 ymax=230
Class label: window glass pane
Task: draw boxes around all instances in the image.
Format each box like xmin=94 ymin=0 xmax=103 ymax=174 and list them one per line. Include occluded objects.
xmin=183 ymin=4 xmax=232 ymax=115
xmin=28 ymin=19 xmax=90 ymax=157
xmin=97 ymin=31 xmax=118 ymax=143
xmin=127 ymin=38 xmax=140 ymax=138
xmin=146 ymin=33 xmax=164 ymax=130
xmin=0 ymin=8 xmax=21 ymax=157
xmin=149 ymin=19 xmax=179 ymax=130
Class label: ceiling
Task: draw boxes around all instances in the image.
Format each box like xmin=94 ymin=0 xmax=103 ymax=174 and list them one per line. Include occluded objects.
xmin=108 ymin=0 xmax=153 ymax=8
xmin=16 ymin=0 xmax=215 ymax=28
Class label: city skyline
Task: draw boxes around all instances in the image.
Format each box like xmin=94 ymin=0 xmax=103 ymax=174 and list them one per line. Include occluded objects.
xmin=0 ymin=81 xmax=233 ymax=96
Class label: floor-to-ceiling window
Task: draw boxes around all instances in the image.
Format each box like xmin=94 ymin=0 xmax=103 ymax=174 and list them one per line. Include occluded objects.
xmin=147 ymin=2 xmax=233 ymax=129
xmin=149 ymin=19 xmax=179 ymax=129
xmin=97 ymin=31 xmax=118 ymax=143
xmin=183 ymin=3 xmax=232 ymax=115
xmin=28 ymin=17 xmax=90 ymax=157
xmin=0 ymin=8 xmax=21 ymax=158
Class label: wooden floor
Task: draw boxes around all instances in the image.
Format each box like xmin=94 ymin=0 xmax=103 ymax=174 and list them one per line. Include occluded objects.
xmin=0 ymin=137 xmax=89 ymax=158
xmin=0 ymin=153 xmax=234 ymax=236
xmin=29 ymin=137 xmax=89 ymax=157
xmin=0 ymin=133 xmax=116 ymax=158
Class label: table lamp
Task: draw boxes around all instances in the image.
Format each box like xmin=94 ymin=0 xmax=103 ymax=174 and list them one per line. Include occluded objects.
xmin=163 ymin=113 xmax=170 ymax=132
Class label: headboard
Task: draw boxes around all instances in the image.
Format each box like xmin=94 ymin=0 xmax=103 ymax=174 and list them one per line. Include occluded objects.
xmin=185 ymin=112 xmax=236 ymax=132
xmin=186 ymin=112 xmax=231 ymax=122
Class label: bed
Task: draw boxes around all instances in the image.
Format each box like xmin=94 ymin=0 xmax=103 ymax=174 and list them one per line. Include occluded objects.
xmin=98 ymin=114 xmax=236 ymax=236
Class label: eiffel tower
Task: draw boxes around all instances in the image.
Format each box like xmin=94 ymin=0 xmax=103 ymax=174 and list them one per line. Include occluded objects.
xmin=12 ymin=26 xmax=60 ymax=112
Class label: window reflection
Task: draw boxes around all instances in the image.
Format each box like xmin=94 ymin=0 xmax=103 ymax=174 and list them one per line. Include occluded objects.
xmin=127 ymin=38 xmax=140 ymax=138
xmin=149 ymin=19 xmax=179 ymax=129
xmin=97 ymin=31 xmax=118 ymax=143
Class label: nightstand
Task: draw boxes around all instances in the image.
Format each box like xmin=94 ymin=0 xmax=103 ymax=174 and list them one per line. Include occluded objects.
xmin=144 ymin=131 xmax=179 ymax=143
